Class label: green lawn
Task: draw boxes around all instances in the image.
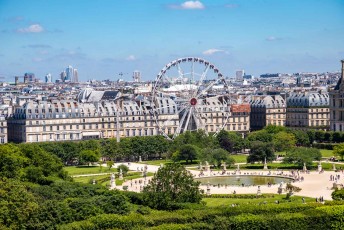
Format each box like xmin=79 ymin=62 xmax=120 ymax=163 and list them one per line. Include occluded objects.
xmin=320 ymin=149 xmax=334 ymax=158
xmin=142 ymin=159 xmax=171 ymax=166
xmin=73 ymin=172 xmax=154 ymax=186
xmin=64 ymin=165 xmax=117 ymax=175
xmin=73 ymin=174 xmax=110 ymax=185
xmin=203 ymin=195 xmax=315 ymax=207
xmin=231 ymin=154 xmax=248 ymax=163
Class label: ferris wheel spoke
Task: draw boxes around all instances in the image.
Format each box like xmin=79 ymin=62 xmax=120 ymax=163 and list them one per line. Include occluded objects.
xmin=177 ymin=63 xmax=184 ymax=80
xmin=192 ymin=108 xmax=205 ymax=132
xmin=173 ymin=107 xmax=190 ymax=139
xmin=196 ymin=78 xmax=221 ymax=99
xmin=193 ymin=65 xmax=210 ymax=98
xmin=183 ymin=106 xmax=193 ymax=132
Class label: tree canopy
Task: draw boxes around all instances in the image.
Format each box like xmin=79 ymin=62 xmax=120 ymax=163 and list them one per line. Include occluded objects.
xmin=247 ymin=141 xmax=275 ymax=163
xmin=283 ymin=147 xmax=321 ymax=167
xmin=142 ymin=163 xmax=202 ymax=210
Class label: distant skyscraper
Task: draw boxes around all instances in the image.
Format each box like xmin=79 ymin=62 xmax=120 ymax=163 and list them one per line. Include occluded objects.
xmin=24 ymin=73 xmax=35 ymax=82
xmin=73 ymin=69 xmax=78 ymax=82
xmin=60 ymin=71 xmax=66 ymax=82
xmin=236 ymin=70 xmax=245 ymax=81
xmin=65 ymin=65 xmax=73 ymax=82
xmin=45 ymin=73 xmax=52 ymax=83
xmin=133 ymin=70 xmax=141 ymax=82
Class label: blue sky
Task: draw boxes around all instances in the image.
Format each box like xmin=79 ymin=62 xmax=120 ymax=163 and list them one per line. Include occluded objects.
xmin=0 ymin=0 xmax=343 ymax=82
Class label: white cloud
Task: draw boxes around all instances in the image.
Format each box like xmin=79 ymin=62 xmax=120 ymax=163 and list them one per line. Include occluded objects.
xmin=181 ymin=1 xmax=205 ymax=9
xmin=126 ymin=55 xmax=136 ymax=61
xmin=266 ymin=36 xmax=282 ymax=41
xmin=17 ymin=24 xmax=44 ymax=33
xmin=202 ymin=49 xmax=225 ymax=55
xmin=169 ymin=1 xmax=205 ymax=10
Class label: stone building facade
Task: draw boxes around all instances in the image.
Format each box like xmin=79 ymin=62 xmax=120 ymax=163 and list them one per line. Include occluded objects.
xmin=249 ymin=95 xmax=286 ymax=130
xmin=286 ymin=92 xmax=329 ymax=130
xmin=330 ymin=60 xmax=344 ymax=131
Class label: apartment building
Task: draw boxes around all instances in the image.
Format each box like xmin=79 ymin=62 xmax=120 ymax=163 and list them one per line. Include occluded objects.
xmin=249 ymin=95 xmax=286 ymax=130
xmin=286 ymin=92 xmax=329 ymax=130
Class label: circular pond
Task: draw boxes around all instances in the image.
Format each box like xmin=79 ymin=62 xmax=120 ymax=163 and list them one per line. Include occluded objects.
xmin=196 ymin=176 xmax=292 ymax=186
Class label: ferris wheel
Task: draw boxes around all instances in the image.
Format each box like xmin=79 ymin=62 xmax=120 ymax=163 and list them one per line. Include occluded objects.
xmin=151 ymin=57 xmax=231 ymax=140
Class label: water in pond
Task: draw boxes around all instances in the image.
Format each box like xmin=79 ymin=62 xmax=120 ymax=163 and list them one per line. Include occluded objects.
xmin=196 ymin=176 xmax=292 ymax=186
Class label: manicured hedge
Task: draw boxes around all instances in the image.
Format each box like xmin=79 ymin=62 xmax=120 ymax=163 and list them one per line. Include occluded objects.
xmin=58 ymin=203 xmax=344 ymax=230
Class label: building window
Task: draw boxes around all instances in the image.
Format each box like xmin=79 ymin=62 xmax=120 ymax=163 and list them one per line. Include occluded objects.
xmin=0 ymin=137 xmax=4 ymax=143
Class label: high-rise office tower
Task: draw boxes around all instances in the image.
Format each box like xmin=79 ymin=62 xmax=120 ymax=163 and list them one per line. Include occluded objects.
xmin=65 ymin=65 xmax=73 ymax=82
xmin=60 ymin=71 xmax=66 ymax=82
xmin=45 ymin=73 xmax=52 ymax=83
xmin=236 ymin=70 xmax=245 ymax=81
xmin=73 ymin=69 xmax=78 ymax=82
xmin=133 ymin=70 xmax=141 ymax=82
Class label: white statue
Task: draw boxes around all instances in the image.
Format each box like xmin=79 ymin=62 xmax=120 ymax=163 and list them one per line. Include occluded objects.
xmin=119 ymin=168 xmax=123 ymax=180
xmin=110 ymin=173 xmax=115 ymax=187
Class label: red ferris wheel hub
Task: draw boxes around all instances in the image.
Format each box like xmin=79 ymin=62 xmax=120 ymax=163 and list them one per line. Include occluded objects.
xmin=190 ymin=98 xmax=197 ymax=106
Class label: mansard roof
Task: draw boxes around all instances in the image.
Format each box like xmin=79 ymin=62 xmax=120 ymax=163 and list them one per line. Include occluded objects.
xmin=287 ymin=92 xmax=329 ymax=107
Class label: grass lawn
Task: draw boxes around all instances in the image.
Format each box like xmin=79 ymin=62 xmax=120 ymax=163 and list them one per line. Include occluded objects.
xmin=64 ymin=165 xmax=117 ymax=175
xmin=203 ymin=194 xmax=315 ymax=207
xmin=73 ymin=172 xmax=155 ymax=187
xmin=143 ymin=159 xmax=199 ymax=167
xmin=73 ymin=174 xmax=110 ymax=184
xmin=231 ymin=154 xmax=248 ymax=163
xmin=320 ymin=149 xmax=334 ymax=158
xmin=142 ymin=159 xmax=171 ymax=166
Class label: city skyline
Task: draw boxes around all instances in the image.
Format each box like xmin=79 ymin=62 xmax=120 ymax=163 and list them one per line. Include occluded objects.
xmin=0 ymin=0 xmax=344 ymax=81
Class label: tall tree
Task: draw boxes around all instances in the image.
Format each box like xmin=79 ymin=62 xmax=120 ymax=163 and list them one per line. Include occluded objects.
xmin=143 ymin=163 xmax=202 ymax=210
xmin=217 ymin=130 xmax=244 ymax=153
xmin=177 ymin=144 xmax=198 ymax=164
xmin=333 ymin=143 xmax=344 ymax=160
xmin=283 ymin=147 xmax=321 ymax=167
xmin=273 ymin=131 xmax=296 ymax=152
xmin=247 ymin=141 xmax=275 ymax=163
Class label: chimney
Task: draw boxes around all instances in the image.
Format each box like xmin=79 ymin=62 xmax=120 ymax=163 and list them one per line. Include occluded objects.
xmin=342 ymin=60 xmax=344 ymax=79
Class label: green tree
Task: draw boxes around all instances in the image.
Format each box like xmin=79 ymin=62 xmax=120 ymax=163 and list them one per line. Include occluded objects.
xmin=291 ymin=130 xmax=310 ymax=147
xmin=247 ymin=130 xmax=273 ymax=143
xmin=283 ymin=147 xmax=321 ymax=167
xmin=333 ymin=143 xmax=344 ymax=160
xmin=247 ymin=141 xmax=275 ymax=163
xmin=264 ymin=125 xmax=286 ymax=134
xmin=315 ymin=130 xmax=325 ymax=143
xmin=0 ymin=179 xmax=39 ymax=229
xmin=177 ymin=144 xmax=198 ymax=164
xmin=100 ymin=138 xmax=118 ymax=160
xmin=79 ymin=150 xmax=100 ymax=166
xmin=117 ymin=164 xmax=129 ymax=176
xmin=306 ymin=130 xmax=316 ymax=144
xmin=143 ymin=163 xmax=202 ymax=210
xmin=272 ymin=131 xmax=296 ymax=152
xmin=199 ymin=148 xmax=235 ymax=168
xmin=0 ymin=144 xmax=27 ymax=179
xmin=332 ymin=189 xmax=344 ymax=200
xmin=217 ymin=130 xmax=243 ymax=153
xmin=332 ymin=132 xmax=343 ymax=143
xmin=106 ymin=160 xmax=114 ymax=170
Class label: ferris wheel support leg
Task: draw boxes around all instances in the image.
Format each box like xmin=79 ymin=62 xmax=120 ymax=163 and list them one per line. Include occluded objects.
xmin=172 ymin=107 xmax=189 ymax=139
xmin=183 ymin=106 xmax=193 ymax=132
